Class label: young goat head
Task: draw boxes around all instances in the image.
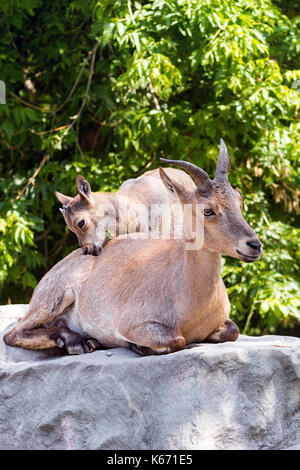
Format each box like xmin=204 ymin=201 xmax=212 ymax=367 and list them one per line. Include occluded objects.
xmin=160 ymin=139 xmax=262 ymax=262
xmin=55 ymin=175 xmax=116 ymax=256
xmin=55 ymin=169 xmax=196 ymax=256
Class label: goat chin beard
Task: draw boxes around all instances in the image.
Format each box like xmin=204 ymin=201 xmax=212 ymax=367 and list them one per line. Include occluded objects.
xmin=235 ymin=249 xmax=260 ymax=263
xmin=206 ymin=247 xmax=260 ymax=263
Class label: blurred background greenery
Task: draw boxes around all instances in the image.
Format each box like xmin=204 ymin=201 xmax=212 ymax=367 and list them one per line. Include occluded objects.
xmin=0 ymin=0 xmax=299 ymax=335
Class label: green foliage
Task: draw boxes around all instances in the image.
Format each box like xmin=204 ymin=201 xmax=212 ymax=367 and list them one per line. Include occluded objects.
xmin=0 ymin=0 xmax=299 ymax=334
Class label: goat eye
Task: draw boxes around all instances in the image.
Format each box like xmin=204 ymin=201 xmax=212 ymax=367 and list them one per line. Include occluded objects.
xmin=77 ymin=219 xmax=85 ymax=229
xmin=204 ymin=208 xmax=215 ymax=217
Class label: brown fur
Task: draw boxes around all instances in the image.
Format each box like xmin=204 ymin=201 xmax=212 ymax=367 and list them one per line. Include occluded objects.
xmin=4 ymin=161 xmax=262 ymax=356
xmin=55 ymin=168 xmax=196 ymax=255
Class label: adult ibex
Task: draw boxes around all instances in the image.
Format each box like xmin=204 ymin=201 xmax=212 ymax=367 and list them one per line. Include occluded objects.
xmin=55 ymin=168 xmax=196 ymax=255
xmin=4 ymin=140 xmax=262 ymax=356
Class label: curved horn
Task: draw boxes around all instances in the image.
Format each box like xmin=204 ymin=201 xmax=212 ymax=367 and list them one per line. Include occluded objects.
xmin=215 ymin=139 xmax=229 ymax=181
xmin=227 ymin=152 xmax=231 ymax=173
xmin=160 ymin=158 xmax=212 ymax=192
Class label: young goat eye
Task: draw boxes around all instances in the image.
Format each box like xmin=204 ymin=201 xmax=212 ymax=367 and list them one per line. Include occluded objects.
xmin=77 ymin=219 xmax=85 ymax=229
xmin=204 ymin=208 xmax=215 ymax=217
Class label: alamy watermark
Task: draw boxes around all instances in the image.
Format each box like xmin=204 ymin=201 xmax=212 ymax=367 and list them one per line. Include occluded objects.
xmin=0 ymin=80 xmax=6 ymax=104
xmin=89 ymin=202 xmax=205 ymax=251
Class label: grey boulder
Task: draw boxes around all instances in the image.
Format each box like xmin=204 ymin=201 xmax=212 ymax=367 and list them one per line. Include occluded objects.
xmin=0 ymin=304 xmax=299 ymax=450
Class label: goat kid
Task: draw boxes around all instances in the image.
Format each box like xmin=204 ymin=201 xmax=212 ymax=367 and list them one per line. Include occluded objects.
xmin=55 ymin=168 xmax=196 ymax=255
xmin=4 ymin=140 xmax=262 ymax=356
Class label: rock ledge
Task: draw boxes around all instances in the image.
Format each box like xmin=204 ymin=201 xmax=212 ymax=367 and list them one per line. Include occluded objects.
xmin=0 ymin=304 xmax=299 ymax=450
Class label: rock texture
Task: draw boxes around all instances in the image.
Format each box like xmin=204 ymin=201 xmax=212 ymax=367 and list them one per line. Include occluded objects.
xmin=0 ymin=304 xmax=300 ymax=450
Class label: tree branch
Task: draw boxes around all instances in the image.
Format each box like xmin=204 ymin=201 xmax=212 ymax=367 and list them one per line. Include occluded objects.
xmin=68 ymin=39 xmax=101 ymax=132
xmin=9 ymin=91 xmax=44 ymax=112
xmin=52 ymin=54 xmax=91 ymax=115
xmin=147 ymin=78 xmax=166 ymax=127
xmin=16 ymin=153 xmax=50 ymax=200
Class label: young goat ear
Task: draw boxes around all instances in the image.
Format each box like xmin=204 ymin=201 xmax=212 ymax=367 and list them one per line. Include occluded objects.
xmin=55 ymin=191 xmax=73 ymax=206
xmin=159 ymin=167 xmax=188 ymax=203
xmin=76 ymin=175 xmax=94 ymax=205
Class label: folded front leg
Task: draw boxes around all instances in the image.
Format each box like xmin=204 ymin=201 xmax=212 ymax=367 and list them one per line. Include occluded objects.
xmin=204 ymin=319 xmax=239 ymax=343
xmin=118 ymin=321 xmax=186 ymax=356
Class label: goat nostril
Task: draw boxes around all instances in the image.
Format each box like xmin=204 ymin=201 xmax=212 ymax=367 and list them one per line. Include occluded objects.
xmin=83 ymin=247 xmax=88 ymax=255
xmin=247 ymin=240 xmax=262 ymax=251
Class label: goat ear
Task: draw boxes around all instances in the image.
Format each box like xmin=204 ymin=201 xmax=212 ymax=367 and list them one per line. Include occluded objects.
xmin=55 ymin=191 xmax=73 ymax=206
xmin=159 ymin=167 xmax=188 ymax=203
xmin=76 ymin=175 xmax=94 ymax=205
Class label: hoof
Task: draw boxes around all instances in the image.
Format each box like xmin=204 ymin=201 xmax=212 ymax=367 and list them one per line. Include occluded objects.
xmin=86 ymin=338 xmax=103 ymax=352
xmin=55 ymin=330 xmax=90 ymax=355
